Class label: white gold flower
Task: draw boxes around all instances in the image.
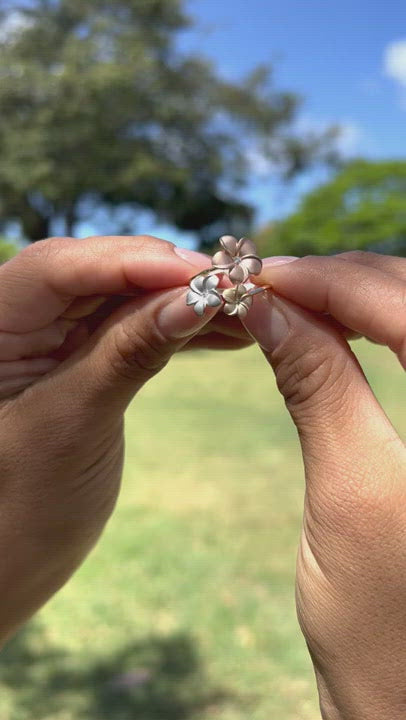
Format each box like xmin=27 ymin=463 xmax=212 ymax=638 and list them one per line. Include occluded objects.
xmin=222 ymin=284 xmax=253 ymax=319
xmin=212 ymin=235 xmax=263 ymax=283
xmin=186 ymin=274 xmax=223 ymax=316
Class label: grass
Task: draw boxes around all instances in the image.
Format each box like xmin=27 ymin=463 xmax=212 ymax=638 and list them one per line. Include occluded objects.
xmin=1 ymin=340 xmax=404 ymax=720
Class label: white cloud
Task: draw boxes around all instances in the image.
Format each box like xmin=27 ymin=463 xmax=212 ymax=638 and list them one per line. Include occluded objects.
xmin=335 ymin=121 xmax=363 ymax=156
xmin=294 ymin=116 xmax=362 ymax=158
xmin=245 ymin=147 xmax=276 ymax=176
xmin=244 ymin=117 xmax=363 ymax=178
xmin=0 ymin=10 xmax=33 ymax=43
xmin=384 ymin=39 xmax=406 ymax=87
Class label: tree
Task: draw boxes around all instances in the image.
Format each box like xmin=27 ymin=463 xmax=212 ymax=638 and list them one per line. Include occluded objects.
xmin=256 ymin=160 xmax=406 ymax=256
xmin=0 ymin=0 xmax=338 ymax=246
xmin=0 ymin=236 xmax=17 ymax=262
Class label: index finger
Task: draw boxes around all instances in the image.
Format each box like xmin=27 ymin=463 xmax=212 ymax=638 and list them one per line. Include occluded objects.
xmin=257 ymin=255 xmax=406 ymax=367
xmin=0 ymin=235 xmax=208 ymax=332
xmin=338 ymin=250 xmax=406 ymax=282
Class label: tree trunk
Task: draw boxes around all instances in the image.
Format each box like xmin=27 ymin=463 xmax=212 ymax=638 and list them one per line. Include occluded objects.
xmin=65 ymin=205 xmax=77 ymax=237
xmin=0 ymin=192 xmax=53 ymax=242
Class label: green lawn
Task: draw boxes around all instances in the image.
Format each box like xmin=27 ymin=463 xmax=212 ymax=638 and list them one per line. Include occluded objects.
xmin=1 ymin=341 xmax=404 ymax=720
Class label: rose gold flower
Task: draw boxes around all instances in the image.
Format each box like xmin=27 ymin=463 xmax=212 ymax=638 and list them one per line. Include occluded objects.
xmin=222 ymin=284 xmax=253 ymax=319
xmin=212 ymin=236 xmax=263 ymax=283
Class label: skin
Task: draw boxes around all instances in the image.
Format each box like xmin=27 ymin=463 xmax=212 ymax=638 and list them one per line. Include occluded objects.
xmin=0 ymin=234 xmax=240 ymax=642
xmin=0 ymin=238 xmax=405 ymax=719
xmin=243 ymin=251 xmax=406 ymax=720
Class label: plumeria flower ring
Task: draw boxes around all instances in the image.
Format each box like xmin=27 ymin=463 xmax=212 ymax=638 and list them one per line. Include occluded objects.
xmin=186 ymin=274 xmax=223 ymax=317
xmin=212 ymin=235 xmax=263 ymax=283
xmin=222 ymin=284 xmax=253 ymax=319
xmin=186 ymin=235 xmax=270 ymax=319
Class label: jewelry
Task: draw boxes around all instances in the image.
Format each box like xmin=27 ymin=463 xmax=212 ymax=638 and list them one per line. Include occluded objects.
xmin=186 ymin=235 xmax=270 ymax=319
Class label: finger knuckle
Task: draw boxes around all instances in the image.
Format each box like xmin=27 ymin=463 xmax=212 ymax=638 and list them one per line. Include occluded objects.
xmin=20 ymin=236 xmax=73 ymax=262
xmin=130 ymin=235 xmax=176 ymax=258
xmin=110 ymin=321 xmax=170 ymax=382
xmin=308 ymin=441 xmax=406 ymax=547
xmin=0 ymin=238 xmax=74 ymax=297
xmin=276 ymin=343 xmax=352 ymax=415
xmin=133 ymin=234 xmax=175 ymax=250
xmin=337 ymin=250 xmax=369 ymax=262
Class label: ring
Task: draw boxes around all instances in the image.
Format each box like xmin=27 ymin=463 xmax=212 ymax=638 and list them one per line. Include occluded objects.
xmin=186 ymin=235 xmax=271 ymax=319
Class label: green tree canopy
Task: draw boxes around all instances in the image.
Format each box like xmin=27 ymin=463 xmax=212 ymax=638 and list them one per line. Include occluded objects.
xmin=0 ymin=236 xmax=17 ymax=262
xmin=0 ymin=0 xmax=338 ymax=246
xmin=256 ymin=160 xmax=406 ymax=256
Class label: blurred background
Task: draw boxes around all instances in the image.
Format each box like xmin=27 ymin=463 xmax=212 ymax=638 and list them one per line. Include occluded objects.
xmin=0 ymin=1 xmax=405 ymax=719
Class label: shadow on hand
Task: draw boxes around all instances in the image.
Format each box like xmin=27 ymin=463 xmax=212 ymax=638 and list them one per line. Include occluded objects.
xmin=0 ymin=622 xmax=233 ymax=719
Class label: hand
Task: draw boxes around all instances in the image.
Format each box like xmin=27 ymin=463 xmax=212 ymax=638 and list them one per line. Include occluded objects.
xmin=242 ymin=252 xmax=406 ymax=720
xmin=0 ymin=234 xmax=227 ymax=644
xmin=81 ymin=300 xmax=254 ymax=354
xmin=0 ymin=240 xmax=251 ymax=400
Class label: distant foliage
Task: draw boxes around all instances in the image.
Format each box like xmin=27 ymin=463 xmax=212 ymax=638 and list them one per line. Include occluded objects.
xmin=256 ymin=160 xmax=406 ymax=256
xmin=0 ymin=237 xmax=18 ymax=263
xmin=0 ymin=0 xmax=338 ymax=247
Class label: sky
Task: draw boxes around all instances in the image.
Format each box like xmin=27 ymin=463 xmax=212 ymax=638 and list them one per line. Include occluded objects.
xmin=171 ymin=0 xmax=406 ymax=244
xmin=185 ymin=0 xmax=406 ymax=161
xmin=141 ymin=0 xmax=406 ymax=247
xmin=3 ymin=0 xmax=406 ymax=246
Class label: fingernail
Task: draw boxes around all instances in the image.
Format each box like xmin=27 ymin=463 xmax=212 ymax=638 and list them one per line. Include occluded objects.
xmin=157 ymin=287 xmax=219 ymax=339
xmin=262 ymin=256 xmax=299 ymax=266
xmin=241 ymin=294 xmax=289 ymax=351
xmin=173 ymin=246 xmax=211 ymax=267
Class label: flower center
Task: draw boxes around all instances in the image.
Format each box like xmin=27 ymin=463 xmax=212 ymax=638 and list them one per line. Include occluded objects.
xmin=202 ymin=288 xmax=213 ymax=298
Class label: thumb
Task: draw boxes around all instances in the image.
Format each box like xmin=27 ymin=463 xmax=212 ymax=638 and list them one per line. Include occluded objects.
xmin=43 ymin=286 xmax=219 ymax=418
xmin=242 ymin=292 xmax=400 ymax=489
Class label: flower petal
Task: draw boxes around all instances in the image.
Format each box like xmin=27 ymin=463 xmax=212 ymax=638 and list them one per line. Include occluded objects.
xmin=206 ymin=292 xmax=222 ymax=307
xmin=186 ymin=290 xmax=201 ymax=305
xmin=229 ymin=264 xmax=246 ymax=283
xmin=237 ymin=303 xmax=250 ymax=319
xmin=234 ymin=284 xmax=248 ymax=300
xmin=222 ymin=287 xmax=237 ymax=303
xmin=212 ymin=250 xmax=233 ymax=268
xmin=241 ymin=256 xmax=262 ymax=276
xmin=193 ymin=299 xmax=206 ymax=316
xmin=240 ymin=295 xmax=253 ymax=310
xmin=204 ymin=274 xmax=220 ymax=291
xmin=223 ymin=302 xmax=238 ymax=316
xmin=220 ymin=235 xmax=238 ymax=255
xmin=237 ymin=238 xmax=257 ymax=256
xmin=190 ymin=276 xmax=205 ymax=294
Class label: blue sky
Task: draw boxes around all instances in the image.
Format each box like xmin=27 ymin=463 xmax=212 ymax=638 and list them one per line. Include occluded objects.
xmin=174 ymin=0 xmax=406 ymax=237
xmin=184 ymin=0 xmax=406 ymax=157
xmin=140 ymin=0 xmax=406 ymax=247
xmin=5 ymin=1 xmax=406 ymax=246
